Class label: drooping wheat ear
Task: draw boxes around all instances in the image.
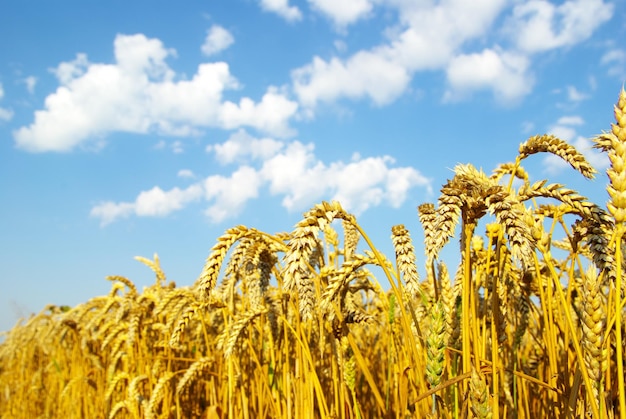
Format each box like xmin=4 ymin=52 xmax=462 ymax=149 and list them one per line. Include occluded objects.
xmin=580 ymin=266 xmax=608 ymax=402
xmin=194 ymin=225 xmax=257 ymax=300
xmin=426 ymin=300 xmax=446 ymax=389
xmin=220 ymin=305 xmax=268 ymax=358
xmin=127 ymin=374 xmax=148 ymax=406
xmin=432 ymin=164 xmax=495 ymax=260
xmin=145 ymin=371 xmax=174 ymax=419
xmin=490 ymin=161 xmax=529 ymax=185
xmin=135 ymin=253 xmax=166 ymax=287
xmin=469 ymin=365 xmax=493 ymax=419
xmin=519 ymin=181 xmax=615 ymax=276
xmin=485 ymin=187 xmax=535 ymax=266
xmin=101 ymin=322 xmax=127 ymax=353
xmin=105 ymin=372 xmax=130 ymax=403
xmin=391 ymin=224 xmax=421 ymax=301
xmin=106 ymin=275 xmax=138 ymax=296
xmin=109 ymin=400 xmax=130 ymax=419
xmin=283 ymin=201 xmax=357 ymax=322
xmin=176 ymin=357 xmax=213 ymax=395
xmin=242 ymin=239 xmax=278 ymax=309
xmin=170 ymin=302 xmax=203 ymax=349
xmin=518 ymin=134 xmax=596 ymax=179
xmin=320 ymin=253 xmax=378 ymax=318
xmin=343 ymin=220 xmax=359 ymax=262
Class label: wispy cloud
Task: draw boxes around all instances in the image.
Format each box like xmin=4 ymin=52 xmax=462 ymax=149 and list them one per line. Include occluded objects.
xmin=0 ymin=83 xmax=14 ymax=122
xmin=601 ymin=48 xmax=626 ymax=79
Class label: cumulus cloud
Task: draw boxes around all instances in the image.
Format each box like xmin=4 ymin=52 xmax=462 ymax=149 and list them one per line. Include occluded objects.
xmin=308 ymin=0 xmax=373 ymax=27
xmin=507 ymin=0 xmax=613 ymax=53
xmin=201 ymin=25 xmax=235 ymax=56
xmin=208 ymin=129 xmax=284 ymax=164
xmin=91 ymin=130 xmax=431 ymax=225
xmin=444 ymin=48 xmax=533 ymax=102
xmin=204 ymin=166 xmax=262 ymax=222
xmin=291 ymin=0 xmax=613 ymax=109
xmin=291 ymin=0 xmax=521 ymax=107
xmin=292 ymin=53 xmax=411 ymax=107
xmin=90 ymin=184 xmax=204 ymax=226
xmin=543 ymin=116 xmax=608 ymax=175
xmin=13 ymin=33 xmax=298 ymax=152
xmin=259 ymin=0 xmax=302 ymax=22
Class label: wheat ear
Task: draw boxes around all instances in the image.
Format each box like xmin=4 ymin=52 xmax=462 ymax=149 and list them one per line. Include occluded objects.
xmin=283 ymin=201 xmax=357 ymax=322
xmin=518 ymin=134 xmax=596 ymax=179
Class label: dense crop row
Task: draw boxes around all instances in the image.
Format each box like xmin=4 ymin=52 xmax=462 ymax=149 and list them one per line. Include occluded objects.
xmin=1 ymin=89 xmax=626 ymax=418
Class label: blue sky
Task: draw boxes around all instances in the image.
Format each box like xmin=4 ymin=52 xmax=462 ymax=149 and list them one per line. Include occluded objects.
xmin=1 ymin=0 xmax=625 ymax=333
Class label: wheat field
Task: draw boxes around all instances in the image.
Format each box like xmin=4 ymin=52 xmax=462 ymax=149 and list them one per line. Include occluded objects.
xmin=1 ymin=89 xmax=626 ymax=418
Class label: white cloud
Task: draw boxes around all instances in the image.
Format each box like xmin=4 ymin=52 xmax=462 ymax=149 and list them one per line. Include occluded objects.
xmin=444 ymin=48 xmax=533 ymax=102
xmin=14 ymin=33 xmax=298 ymax=152
xmin=89 ymin=201 xmax=135 ymax=226
xmin=259 ymin=0 xmax=303 ymax=22
xmin=292 ymin=53 xmax=411 ymax=107
xmin=0 ymin=107 xmax=14 ymax=122
xmin=291 ymin=0 xmax=526 ymax=107
xmin=22 ymin=76 xmax=37 ymax=94
xmin=566 ymin=86 xmax=588 ymax=102
xmin=201 ymin=25 xmax=235 ymax=56
xmin=507 ymin=0 xmax=613 ymax=53
xmin=308 ymin=0 xmax=373 ymax=27
xmin=556 ymin=116 xmax=584 ymax=126
xmin=91 ymin=131 xmax=431 ymax=225
xmin=204 ymin=166 xmax=262 ymax=222
xmin=172 ymin=140 xmax=184 ymax=154
xmin=601 ymin=49 xmax=626 ymax=78
xmin=208 ymin=128 xmax=284 ymax=164
xmin=292 ymin=0 xmax=612 ymax=109
xmin=177 ymin=169 xmax=195 ymax=178
xmin=90 ymin=184 xmax=203 ymax=226
xmin=255 ymin=135 xmax=431 ymax=214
